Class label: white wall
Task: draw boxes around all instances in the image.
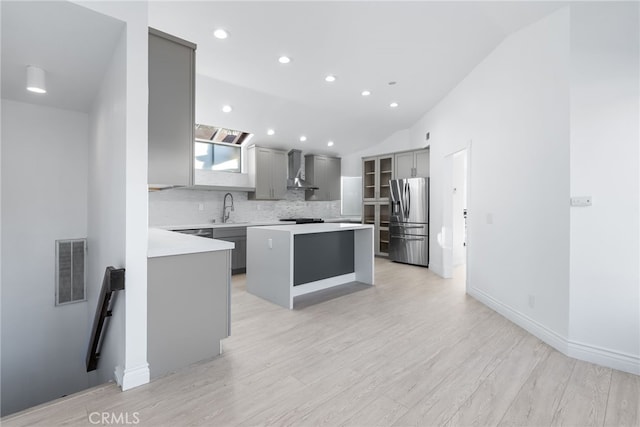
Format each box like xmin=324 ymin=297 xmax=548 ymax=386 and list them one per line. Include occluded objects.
xmin=568 ymin=2 xmax=640 ymax=372
xmin=77 ymin=0 xmax=150 ymax=390
xmin=87 ymin=29 xmax=127 ymax=387
xmin=422 ymin=6 xmax=573 ymax=342
xmin=351 ymin=3 xmax=639 ymax=374
xmin=1 ymin=100 xmax=90 ymax=415
xmin=341 ymin=129 xmax=413 ymax=176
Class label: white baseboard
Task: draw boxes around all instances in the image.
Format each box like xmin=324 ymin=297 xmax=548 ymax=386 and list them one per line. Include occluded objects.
xmin=468 ymin=287 xmax=640 ymax=376
xmin=114 ymin=363 xmax=150 ymax=391
xmin=468 ymin=287 xmax=568 ymax=353
xmin=567 ymin=340 xmax=640 ymax=375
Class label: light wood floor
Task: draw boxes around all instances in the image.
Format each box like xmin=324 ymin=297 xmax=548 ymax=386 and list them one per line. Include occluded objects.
xmin=3 ymin=258 xmax=639 ymax=426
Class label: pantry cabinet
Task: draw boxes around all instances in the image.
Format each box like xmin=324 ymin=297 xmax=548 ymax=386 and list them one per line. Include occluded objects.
xmin=362 ymin=155 xmax=394 ymax=202
xmin=363 ymin=202 xmax=390 ymax=255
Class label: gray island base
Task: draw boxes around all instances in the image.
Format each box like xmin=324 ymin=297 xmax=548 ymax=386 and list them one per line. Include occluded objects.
xmin=247 ymin=223 xmax=375 ymax=309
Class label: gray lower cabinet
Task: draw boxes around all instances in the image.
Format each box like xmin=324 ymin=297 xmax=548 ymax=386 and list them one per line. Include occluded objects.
xmin=148 ymin=249 xmax=230 ymax=379
xmin=148 ymin=28 xmax=196 ymax=187
xmin=212 ymin=227 xmax=247 ymax=274
xmin=305 ymin=155 xmax=341 ymax=201
xmin=248 ymin=146 xmax=287 ymax=200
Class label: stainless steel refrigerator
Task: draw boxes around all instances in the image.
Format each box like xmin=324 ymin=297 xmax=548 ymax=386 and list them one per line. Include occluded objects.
xmin=389 ymin=177 xmax=429 ymax=267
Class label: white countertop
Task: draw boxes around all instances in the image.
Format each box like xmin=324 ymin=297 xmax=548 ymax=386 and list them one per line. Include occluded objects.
xmin=249 ymin=223 xmax=374 ymax=235
xmin=157 ymin=217 xmax=362 ymax=231
xmin=148 ymin=228 xmax=234 ymax=258
xmin=161 ymin=221 xmax=280 ymax=231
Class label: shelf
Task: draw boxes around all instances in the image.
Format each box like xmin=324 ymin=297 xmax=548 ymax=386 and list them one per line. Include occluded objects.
xmin=381 ymin=170 xmax=392 ymax=174
xmin=365 ymin=172 xmax=376 ymax=175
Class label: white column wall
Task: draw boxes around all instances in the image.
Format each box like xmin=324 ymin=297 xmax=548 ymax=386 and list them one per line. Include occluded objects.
xmin=568 ymin=2 xmax=640 ymax=373
xmin=87 ymin=29 xmax=128 ymax=386
xmin=77 ymin=0 xmax=150 ymax=389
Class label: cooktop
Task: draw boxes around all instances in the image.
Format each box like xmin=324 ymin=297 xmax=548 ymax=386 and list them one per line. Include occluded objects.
xmin=279 ymin=218 xmax=325 ymax=224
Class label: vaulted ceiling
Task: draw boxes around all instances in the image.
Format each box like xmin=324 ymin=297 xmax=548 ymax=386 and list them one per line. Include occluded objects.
xmin=149 ymin=1 xmax=566 ymax=156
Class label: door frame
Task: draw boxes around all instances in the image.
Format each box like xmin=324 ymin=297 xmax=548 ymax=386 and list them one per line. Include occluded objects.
xmin=442 ymin=141 xmax=471 ymax=291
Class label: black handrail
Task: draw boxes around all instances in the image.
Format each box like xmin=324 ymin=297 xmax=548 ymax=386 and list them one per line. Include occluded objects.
xmin=86 ymin=266 xmax=125 ymax=372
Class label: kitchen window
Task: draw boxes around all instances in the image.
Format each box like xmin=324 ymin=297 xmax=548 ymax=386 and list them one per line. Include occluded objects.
xmin=194 ymin=123 xmax=252 ymax=173
xmin=195 ymin=140 xmax=241 ymax=173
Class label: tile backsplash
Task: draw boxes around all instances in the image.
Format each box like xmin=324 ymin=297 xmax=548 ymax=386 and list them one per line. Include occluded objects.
xmin=149 ymin=188 xmax=343 ymax=226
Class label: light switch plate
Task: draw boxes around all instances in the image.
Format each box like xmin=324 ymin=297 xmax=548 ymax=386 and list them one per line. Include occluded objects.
xmin=570 ymin=196 xmax=592 ymax=207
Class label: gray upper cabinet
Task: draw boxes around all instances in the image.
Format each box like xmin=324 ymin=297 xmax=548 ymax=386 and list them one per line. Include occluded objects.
xmin=148 ymin=28 xmax=196 ymax=187
xmin=247 ymin=146 xmax=287 ymax=200
xmin=394 ymin=149 xmax=430 ymax=179
xmin=305 ymin=155 xmax=341 ymax=201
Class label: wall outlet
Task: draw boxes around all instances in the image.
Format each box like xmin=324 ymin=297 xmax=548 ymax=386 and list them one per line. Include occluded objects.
xmin=570 ymin=196 xmax=592 ymax=207
xmin=528 ymin=295 xmax=535 ymax=309
xmin=267 ymin=238 xmax=273 ymax=249
xmin=198 ymin=203 xmax=204 ymax=211
xmin=486 ymin=213 xmax=493 ymax=225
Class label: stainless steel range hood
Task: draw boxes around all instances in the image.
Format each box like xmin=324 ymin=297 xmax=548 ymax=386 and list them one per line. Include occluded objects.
xmin=287 ymin=149 xmax=318 ymax=190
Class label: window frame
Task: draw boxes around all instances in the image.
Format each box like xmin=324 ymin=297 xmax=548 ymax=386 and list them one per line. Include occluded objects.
xmin=194 ymin=138 xmax=242 ymax=173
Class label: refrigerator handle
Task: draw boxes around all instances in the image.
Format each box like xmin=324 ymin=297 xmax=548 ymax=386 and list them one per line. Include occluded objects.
xmin=403 ymin=182 xmax=409 ymax=217
xmin=407 ymin=182 xmax=411 ymax=217
xmin=402 ymin=182 xmax=406 ymax=217
xmin=391 ymin=200 xmax=399 ymax=215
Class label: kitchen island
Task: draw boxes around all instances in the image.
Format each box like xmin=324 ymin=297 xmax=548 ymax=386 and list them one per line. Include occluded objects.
xmin=247 ymin=223 xmax=374 ymax=309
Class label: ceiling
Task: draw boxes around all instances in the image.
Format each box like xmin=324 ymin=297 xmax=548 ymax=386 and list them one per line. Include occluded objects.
xmin=1 ymin=1 xmax=124 ymax=113
xmin=149 ymin=1 xmax=566 ymax=156
xmin=0 ymin=1 xmax=566 ymax=156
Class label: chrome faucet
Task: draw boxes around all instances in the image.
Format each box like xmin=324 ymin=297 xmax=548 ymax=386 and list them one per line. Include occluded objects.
xmin=222 ymin=192 xmax=234 ymax=223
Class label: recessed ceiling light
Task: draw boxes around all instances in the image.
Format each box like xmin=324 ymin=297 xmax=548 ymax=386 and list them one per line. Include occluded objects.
xmin=361 ymin=90 xmax=371 ymax=96
xmin=278 ymin=56 xmax=291 ymax=64
xmin=325 ymin=75 xmax=336 ymax=83
xmin=299 ymin=136 xmax=307 ymax=142
xmin=267 ymin=129 xmax=275 ymax=136
xmin=222 ymin=105 xmax=233 ymax=113
xmin=327 ymin=141 xmax=334 ymax=147
xmin=390 ymin=102 xmax=399 ymax=108
xmin=213 ymin=29 xmax=228 ymax=39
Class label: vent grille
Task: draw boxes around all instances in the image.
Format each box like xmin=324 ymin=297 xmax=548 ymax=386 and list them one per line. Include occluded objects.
xmin=56 ymin=239 xmax=86 ymax=305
